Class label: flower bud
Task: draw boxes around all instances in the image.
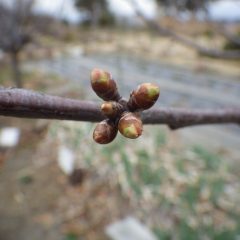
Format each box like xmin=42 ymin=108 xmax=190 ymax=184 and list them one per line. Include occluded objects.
xmin=101 ymin=101 xmax=124 ymax=119
xmin=128 ymin=83 xmax=160 ymax=111
xmin=90 ymin=69 xmax=120 ymax=101
xmin=93 ymin=120 xmax=118 ymax=144
xmin=118 ymin=112 xmax=143 ymax=139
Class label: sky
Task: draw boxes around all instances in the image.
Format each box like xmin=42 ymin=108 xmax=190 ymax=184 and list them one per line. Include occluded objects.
xmin=33 ymin=0 xmax=240 ymax=23
xmin=33 ymin=0 xmax=157 ymax=22
xmin=209 ymin=0 xmax=240 ymax=21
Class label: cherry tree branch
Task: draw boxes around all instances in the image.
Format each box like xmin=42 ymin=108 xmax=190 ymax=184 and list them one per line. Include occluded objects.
xmin=128 ymin=0 xmax=240 ymax=60
xmin=0 ymin=88 xmax=103 ymax=122
xmin=141 ymin=107 xmax=240 ymax=129
xmin=0 ymin=88 xmax=239 ymax=129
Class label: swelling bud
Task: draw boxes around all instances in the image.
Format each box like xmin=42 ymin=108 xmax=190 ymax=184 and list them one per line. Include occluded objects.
xmin=101 ymin=101 xmax=124 ymax=119
xmin=90 ymin=69 xmax=120 ymax=101
xmin=93 ymin=120 xmax=118 ymax=144
xmin=128 ymin=83 xmax=160 ymax=111
xmin=118 ymin=112 xmax=143 ymax=139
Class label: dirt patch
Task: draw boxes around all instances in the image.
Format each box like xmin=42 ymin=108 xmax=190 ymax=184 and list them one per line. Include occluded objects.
xmin=0 ymin=119 xmax=131 ymax=240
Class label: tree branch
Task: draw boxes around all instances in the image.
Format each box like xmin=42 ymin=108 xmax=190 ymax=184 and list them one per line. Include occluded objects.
xmin=141 ymin=107 xmax=240 ymax=129
xmin=129 ymin=0 xmax=240 ymax=60
xmin=0 ymin=88 xmax=239 ymax=130
xmin=0 ymin=88 xmax=104 ymax=122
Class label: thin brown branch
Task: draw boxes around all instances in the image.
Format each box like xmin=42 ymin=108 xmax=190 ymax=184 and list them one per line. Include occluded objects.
xmin=0 ymin=88 xmax=239 ymax=130
xmin=141 ymin=107 xmax=240 ymax=129
xmin=129 ymin=0 xmax=240 ymax=60
xmin=0 ymin=88 xmax=104 ymax=122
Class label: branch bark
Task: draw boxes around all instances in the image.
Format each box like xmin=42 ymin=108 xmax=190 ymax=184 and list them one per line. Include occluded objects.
xmin=0 ymin=88 xmax=239 ymax=130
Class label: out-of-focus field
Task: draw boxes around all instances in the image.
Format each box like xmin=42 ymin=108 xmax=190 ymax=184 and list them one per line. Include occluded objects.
xmin=0 ymin=22 xmax=240 ymax=240
xmin=1 ymin=117 xmax=240 ymax=240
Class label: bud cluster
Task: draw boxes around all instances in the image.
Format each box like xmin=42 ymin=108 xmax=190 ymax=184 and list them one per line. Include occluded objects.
xmin=91 ymin=68 xmax=160 ymax=144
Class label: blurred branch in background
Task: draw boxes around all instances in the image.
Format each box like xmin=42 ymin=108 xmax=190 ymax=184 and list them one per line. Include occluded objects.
xmin=156 ymin=0 xmax=213 ymax=16
xmin=0 ymin=88 xmax=239 ymax=129
xmin=0 ymin=0 xmax=36 ymax=87
xmin=74 ymin=0 xmax=115 ymax=27
xmin=214 ymin=25 xmax=240 ymax=46
xmin=129 ymin=0 xmax=240 ymax=59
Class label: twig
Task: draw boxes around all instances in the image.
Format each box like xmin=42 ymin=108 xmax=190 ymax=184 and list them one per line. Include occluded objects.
xmin=141 ymin=107 xmax=240 ymax=129
xmin=128 ymin=0 xmax=240 ymax=60
xmin=0 ymin=88 xmax=239 ymax=129
xmin=0 ymin=88 xmax=103 ymax=122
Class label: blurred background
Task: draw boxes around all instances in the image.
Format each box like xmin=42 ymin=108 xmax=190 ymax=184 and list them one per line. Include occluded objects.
xmin=0 ymin=0 xmax=240 ymax=239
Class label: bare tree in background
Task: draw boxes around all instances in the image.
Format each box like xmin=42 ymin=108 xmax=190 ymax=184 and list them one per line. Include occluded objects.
xmin=156 ymin=0 xmax=213 ymax=17
xmin=0 ymin=0 xmax=34 ymax=87
xmin=133 ymin=0 xmax=240 ymax=59
xmin=74 ymin=0 xmax=114 ymax=27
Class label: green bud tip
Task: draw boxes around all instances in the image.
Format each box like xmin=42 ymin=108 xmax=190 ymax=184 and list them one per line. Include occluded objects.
xmin=123 ymin=124 xmax=140 ymax=139
xmin=91 ymin=69 xmax=110 ymax=85
xmin=142 ymin=83 xmax=160 ymax=100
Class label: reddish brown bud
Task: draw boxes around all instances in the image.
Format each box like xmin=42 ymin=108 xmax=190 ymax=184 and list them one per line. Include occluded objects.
xmin=90 ymin=69 xmax=120 ymax=101
xmin=93 ymin=120 xmax=118 ymax=144
xmin=128 ymin=83 xmax=160 ymax=111
xmin=101 ymin=101 xmax=124 ymax=119
xmin=118 ymin=112 xmax=143 ymax=139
